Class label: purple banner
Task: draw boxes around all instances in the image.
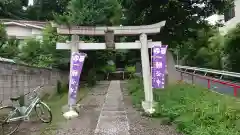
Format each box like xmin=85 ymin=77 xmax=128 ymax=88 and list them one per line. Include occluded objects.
xmin=151 ymin=45 xmax=168 ymax=89
xmin=68 ymin=52 xmax=86 ymax=106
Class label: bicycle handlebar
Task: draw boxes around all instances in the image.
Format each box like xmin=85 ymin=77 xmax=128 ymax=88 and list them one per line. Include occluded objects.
xmin=33 ymin=85 xmax=43 ymax=92
xmin=24 ymin=85 xmax=44 ymax=96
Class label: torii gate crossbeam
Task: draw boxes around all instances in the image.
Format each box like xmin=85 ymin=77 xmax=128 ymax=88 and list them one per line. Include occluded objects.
xmin=56 ymin=41 xmax=162 ymax=50
xmin=55 ymin=21 xmax=166 ymax=116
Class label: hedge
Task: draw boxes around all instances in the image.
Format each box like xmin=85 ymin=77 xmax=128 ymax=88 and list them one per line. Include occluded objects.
xmin=127 ymin=78 xmax=240 ymax=135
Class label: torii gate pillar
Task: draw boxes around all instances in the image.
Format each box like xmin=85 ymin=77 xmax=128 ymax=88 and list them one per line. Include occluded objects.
xmin=140 ymin=33 xmax=155 ymax=113
xmin=70 ymin=35 xmax=79 ymax=53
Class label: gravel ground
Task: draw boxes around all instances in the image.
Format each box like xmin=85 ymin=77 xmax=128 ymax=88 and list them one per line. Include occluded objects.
xmin=13 ymin=80 xmax=180 ymax=135
xmin=13 ymin=81 xmax=110 ymax=135
xmin=52 ymin=81 xmax=110 ymax=135
xmin=120 ymin=81 xmax=181 ymax=135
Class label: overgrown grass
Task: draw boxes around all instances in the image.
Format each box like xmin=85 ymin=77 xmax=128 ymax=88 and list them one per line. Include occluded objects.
xmin=127 ymin=78 xmax=240 ymax=135
xmin=38 ymin=81 xmax=89 ymax=133
xmin=45 ymin=88 xmax=88 ymax=124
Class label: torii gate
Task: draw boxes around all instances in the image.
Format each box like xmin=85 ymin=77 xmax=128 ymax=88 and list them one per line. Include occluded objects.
xmin=55 ymin=21 xmax=166 ymax=114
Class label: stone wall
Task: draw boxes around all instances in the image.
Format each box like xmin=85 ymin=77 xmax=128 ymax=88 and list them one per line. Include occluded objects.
xmin=0 ymin=61 xmax=68 ymax=105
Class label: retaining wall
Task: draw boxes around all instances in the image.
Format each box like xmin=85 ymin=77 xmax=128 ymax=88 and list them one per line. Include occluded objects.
xmin=0 ymin=61 xmax=68 ymax=105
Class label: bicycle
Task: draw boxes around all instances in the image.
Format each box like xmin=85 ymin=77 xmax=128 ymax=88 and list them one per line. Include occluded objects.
xmin=0 ymin=85 xmax=52 ymax=135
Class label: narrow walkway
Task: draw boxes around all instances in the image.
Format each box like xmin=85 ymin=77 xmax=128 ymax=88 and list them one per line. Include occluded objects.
xmin=94 ymin=80 xmax=130 ymax=135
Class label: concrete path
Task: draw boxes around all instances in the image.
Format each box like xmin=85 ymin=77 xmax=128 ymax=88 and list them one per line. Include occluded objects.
xmin=94 ymin=80 xmax=130 ymax=135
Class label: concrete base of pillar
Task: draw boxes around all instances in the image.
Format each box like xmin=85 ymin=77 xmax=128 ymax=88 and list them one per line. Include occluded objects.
xmin=63 ymin=106 xmax=79 ymax=119
xmin=141 ymin=100 xmax=157 ymax=114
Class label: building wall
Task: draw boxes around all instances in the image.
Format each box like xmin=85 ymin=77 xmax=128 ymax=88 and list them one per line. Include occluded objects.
xmin=219 ymin=0 xmax=240 ymax=34
xmin=206 ymin=0 xmax=240 ymax=34
xmin=0 ymin=61 xmax=68 ymax=105
xmin=5 ymin=25 xmax=43 ymax=39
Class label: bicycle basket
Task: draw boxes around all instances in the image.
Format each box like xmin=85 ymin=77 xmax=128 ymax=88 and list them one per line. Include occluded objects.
xmin=22 ymin=91 xmax=39 ymax=107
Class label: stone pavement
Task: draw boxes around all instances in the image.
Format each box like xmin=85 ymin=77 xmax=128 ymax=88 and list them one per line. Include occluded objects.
xmin=94 ymin=80 xmax=130 ymax=135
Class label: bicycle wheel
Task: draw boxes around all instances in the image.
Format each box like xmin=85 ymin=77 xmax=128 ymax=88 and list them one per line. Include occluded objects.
xmin=34 ymin=101 xmax=52 ymax=123
xmin=0 ymin=106 xmax=22 ymax=135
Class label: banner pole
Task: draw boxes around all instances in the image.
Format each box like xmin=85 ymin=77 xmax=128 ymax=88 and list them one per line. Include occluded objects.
xmin=63 ymin=52 xmax=86 ymax=119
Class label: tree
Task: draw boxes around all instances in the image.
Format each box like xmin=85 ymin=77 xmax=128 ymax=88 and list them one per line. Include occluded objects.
xmin=0 ymin=0 xmax=28 ymax=19
xmin=41 ymin=24 xmax=69 ymax=69
xmin=119 ymin=0 xmax=232 ymax=69
xmin=19 ymin=24 xmax=69 ymax=68
xmin=55 ymin=0 xmax=122 ymax=26
xmin=54 ymin=0 xmax=125 ymax=76
xmin=26 ymin=0 xmax=71 ymax=20
xmin=18 ymin=38 xmax=42 ymax=65
xmin=224 ymin=23 xmax=240 ymax=72
xmin=206 ymin=32 xmax=225 ymax=69
xmin=176 ymin=27 xmax=225 ymax=69
xmin=1 ymin=0 xmax=233 ymax=71
xmin=0 ymin=23 xmax=7 ymax=47
xmin=0 ymin=23 xmax=19 ymax=59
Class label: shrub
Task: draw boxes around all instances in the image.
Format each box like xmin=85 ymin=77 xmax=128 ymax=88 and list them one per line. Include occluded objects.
xmin=127 ymin=78 xmax=240 ymax=135
xmin=127 ymin=78 xmax=144 ymax=108
xmin=100 ymin=65 xmax=116 ymax=73
xmin=56 ymin=80 xmax=68 ymax=95
xmin=125 ymin=65 xmax=136 ymax=73
xmin=125 ymin=65 xmax=136 ymax=79
xmin=86 ymin=68 xmax=97 ymax=87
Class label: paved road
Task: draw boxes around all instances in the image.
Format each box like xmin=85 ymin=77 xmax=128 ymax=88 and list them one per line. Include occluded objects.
xmin=181 ymin=72 xmax=236 ymax=96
